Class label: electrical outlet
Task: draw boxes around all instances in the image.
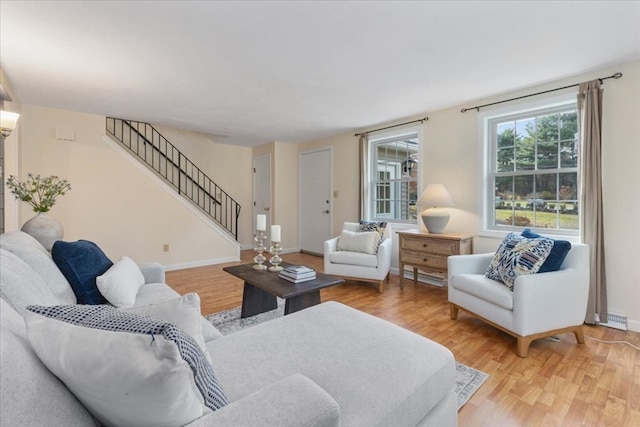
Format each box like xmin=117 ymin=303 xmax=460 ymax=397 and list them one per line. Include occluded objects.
xmin=163 ymin=244 xmax=169 ymax=252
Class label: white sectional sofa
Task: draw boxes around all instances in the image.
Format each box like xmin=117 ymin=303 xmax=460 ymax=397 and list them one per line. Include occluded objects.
xmin=0 ymin=231 xmax=457 ymax=426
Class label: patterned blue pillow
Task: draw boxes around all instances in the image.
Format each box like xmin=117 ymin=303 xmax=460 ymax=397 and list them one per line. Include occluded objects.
xmin=521 ymin=229 xmax=571 ymax=273
xmin=486 ymin=233 xmax=554 ymax=290
xmin=26 ymin=304 xmax=229 ymax=411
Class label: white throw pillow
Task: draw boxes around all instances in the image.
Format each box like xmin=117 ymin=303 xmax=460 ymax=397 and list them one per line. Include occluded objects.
xmin=123 ymin=293 xmax=209 ymax=356
xmin=337 ymin=230 xmax=381 ymax=255
xmin=24 ymin=304 xmax=229 ymax=427
xmin=96 ymin=256 xmax=145 ymax=308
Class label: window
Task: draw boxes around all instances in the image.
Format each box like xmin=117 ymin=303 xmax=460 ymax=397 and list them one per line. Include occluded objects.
xmin=481 ymin=95 xmax=580 ymax=236
xmin=369 ymin=131 xmax=419 ymax=222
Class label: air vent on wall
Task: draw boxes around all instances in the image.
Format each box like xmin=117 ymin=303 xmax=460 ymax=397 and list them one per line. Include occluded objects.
xmin=599 ymin=312 xmax=628 ymax=331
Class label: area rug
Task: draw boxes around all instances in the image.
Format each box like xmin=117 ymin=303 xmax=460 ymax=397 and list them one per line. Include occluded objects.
xmin=206 ymin=302 xmax=488 ymax=410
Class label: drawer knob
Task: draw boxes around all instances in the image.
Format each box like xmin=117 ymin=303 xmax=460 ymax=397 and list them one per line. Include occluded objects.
xmin=422 ymin=243 xmax=427 ymax=247
xmin=423 ymin=258 xmax=428 ymax=262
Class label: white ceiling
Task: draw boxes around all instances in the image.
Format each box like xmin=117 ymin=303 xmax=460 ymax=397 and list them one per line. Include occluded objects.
xmin=1 ymin=1 xmax=639 ymax=147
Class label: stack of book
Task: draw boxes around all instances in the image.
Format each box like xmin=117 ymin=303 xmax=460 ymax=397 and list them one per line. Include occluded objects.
xmin=279 ymin=265 xmax=316 ymax=283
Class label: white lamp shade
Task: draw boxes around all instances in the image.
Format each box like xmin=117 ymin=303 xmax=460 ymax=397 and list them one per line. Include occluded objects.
xmin=419 ymin=184 xmax=455 ymax=208
xmin=419 ymin=184 xmax=455 ymax=234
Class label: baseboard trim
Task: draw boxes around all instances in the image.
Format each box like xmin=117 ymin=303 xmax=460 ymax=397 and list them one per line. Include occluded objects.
xmin=390 ymin=267 xmax=446 ymax=287
xmin=626 ymin=318 xmax=640 ymax=333
xmin=164 ymin=256 xmax=239 ymax=271
xmin=165 ymin=247 xmax=303 ymax=271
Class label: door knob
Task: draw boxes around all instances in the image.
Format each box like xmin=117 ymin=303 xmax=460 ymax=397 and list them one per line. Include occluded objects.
xmin=322 ymin=209 xmax=330 ymax=214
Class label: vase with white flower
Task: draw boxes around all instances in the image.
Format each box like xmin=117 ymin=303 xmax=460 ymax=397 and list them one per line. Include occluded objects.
xmin=6 ymin=173 xmax=71 ymax=250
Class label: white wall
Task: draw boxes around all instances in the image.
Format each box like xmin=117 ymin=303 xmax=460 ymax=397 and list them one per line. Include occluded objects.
xmin=308 ymin=60 xmax=640 ymax=331
xmin=300 ymin=133 xmax=360 ymax=235
xmin=273 ymin=142 xmax=299 ymax=250
xmin=251 ymin=141 xmax=299 ymax=252
xmin=4 ymin=59 xmax=638 ymax=330
xmin=425 ymin=61 xmax=640 ymax=332
xmin=152 ymin=124 xmax=254 ymax=247
xmin=13 ymin=105 xmax=242 ymax=268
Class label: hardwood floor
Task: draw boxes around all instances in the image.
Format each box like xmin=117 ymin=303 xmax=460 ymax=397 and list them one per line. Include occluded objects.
xmin=166 ymin=250 xmax=640 ymax=427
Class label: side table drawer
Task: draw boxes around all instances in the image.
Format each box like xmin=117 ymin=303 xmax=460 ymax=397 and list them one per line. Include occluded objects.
xmin=401 ymin=237 xmax=457 ymax=255
xmin=397 ymin=230 xmax=474 ymax=288
xmin=401 ymin=251 xmax=448 ymax=270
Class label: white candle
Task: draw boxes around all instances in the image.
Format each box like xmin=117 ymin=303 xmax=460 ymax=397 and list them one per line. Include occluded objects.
xmin=271 ymin=225 xmax=281 ymax=242
xmin=256 ymin=215 xmax=266 ymax=231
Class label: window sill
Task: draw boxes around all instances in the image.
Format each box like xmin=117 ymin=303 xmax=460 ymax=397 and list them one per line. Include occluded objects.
xmin=478 ymin=228 xmax=581 ymax=244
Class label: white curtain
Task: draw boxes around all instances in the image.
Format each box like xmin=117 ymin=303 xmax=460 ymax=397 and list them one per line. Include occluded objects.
xmin=359 ymin=133 xmax=369 ymax=219
xmin=578 ymin=79 xmax=608 ymax=325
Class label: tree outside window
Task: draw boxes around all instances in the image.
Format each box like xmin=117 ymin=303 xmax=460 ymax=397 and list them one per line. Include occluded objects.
xmin=489 ymin=103 xmax=579 ymax=234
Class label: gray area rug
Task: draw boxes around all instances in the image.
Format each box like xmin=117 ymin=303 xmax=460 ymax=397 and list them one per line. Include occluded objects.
xmin=206 ymin=301 xmax=488 ymax=410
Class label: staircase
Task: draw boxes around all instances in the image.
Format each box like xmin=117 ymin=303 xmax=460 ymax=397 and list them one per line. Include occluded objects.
xmin=106 ymin=118 xmax=240 ymax=240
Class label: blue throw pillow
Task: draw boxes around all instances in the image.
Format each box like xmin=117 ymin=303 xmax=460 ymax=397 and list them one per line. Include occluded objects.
xmin=51 ymin=240 xmax=112 ymax=305
xmin=521 ymin=229 xmax=571 ymax=273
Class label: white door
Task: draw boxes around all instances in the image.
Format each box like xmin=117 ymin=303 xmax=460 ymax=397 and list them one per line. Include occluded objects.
xmin=299 ymin=147 xmax=332 ymax=255
xmin=253 ymin=154 xmax=271 ymax=235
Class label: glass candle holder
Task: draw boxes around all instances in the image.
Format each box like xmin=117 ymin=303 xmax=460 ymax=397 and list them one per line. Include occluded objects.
xmin=253 ymin=230 xmax=267 ymax=270
xmin=268 ymin=242 xmax=283 ymax=272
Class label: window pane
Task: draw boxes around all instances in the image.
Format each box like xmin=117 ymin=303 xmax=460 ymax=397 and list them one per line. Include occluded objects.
xmin=487 ymin=102 xmax=578 ymax=234
xmin=515 ymin=142 xmax=535 ymax=171
xmin=536 ymin=113 xmax=559 ymax=143
xmin=370 ymin=132 xmax=419 ymax=222
xmin=515 ymin=117 xmax=534 ymax=142
xmin=497 ymin=147 xmax=514 ymax=172
xmin=514 ymin=175 xmax=533 ymax=208
xmin=497 ymin=122 xmax=515 ymax=148
xmin=559 ymin=172 xmax=578 ymax=200
xmin=560 ymin=138 xmax=578 ymax=168
xmin=506 ymin=175 xmax=531 ymax=228
xmin=495 ymin=176 xmax=513 ymax=202
xmin=535 ymin=173 xmax=557 ymax=202
xmin=537 ymin=142 xmax=558 ymax=169
xmin=558 ymin=172 xmax=578 ymax=229
xmin=559 ymin=111 xmax=578 ymax=140
xmin=494 ymin=176 xmax=513 ymax=227
xmin=530 ymin=173 xmax=557 ymax=228
xmin=515 ymin=117 xmax=535 ymax=171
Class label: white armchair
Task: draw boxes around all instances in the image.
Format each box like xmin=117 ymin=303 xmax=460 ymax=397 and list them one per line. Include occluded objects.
xmin=448 ymin=243 xmax=589 ymax=357
xmin=324 ymin=222 xmax=392 ymax=293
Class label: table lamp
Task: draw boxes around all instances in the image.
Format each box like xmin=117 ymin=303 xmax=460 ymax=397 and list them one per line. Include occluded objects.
xmin=419 ymin=184 xmax=455 ymax=234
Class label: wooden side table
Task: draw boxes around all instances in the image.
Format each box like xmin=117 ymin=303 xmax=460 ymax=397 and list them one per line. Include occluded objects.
xmin=397 ymin=230 xmax=474 ymax=287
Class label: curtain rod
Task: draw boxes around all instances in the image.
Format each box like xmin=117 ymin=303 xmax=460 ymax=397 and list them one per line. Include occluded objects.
xmin=354 ymin=117 xmax=428 ymax=137
xmin=460 ymin=72 xmax=622 ymax=113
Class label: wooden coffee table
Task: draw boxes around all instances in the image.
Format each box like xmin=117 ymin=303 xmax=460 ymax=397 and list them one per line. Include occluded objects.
xmin=223 ymin=262 xmax=345 ymax=318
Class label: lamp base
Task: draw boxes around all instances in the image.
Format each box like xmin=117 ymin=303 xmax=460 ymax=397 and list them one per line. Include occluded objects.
xmin=421 ymin=208 xmax=450 ymax=234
